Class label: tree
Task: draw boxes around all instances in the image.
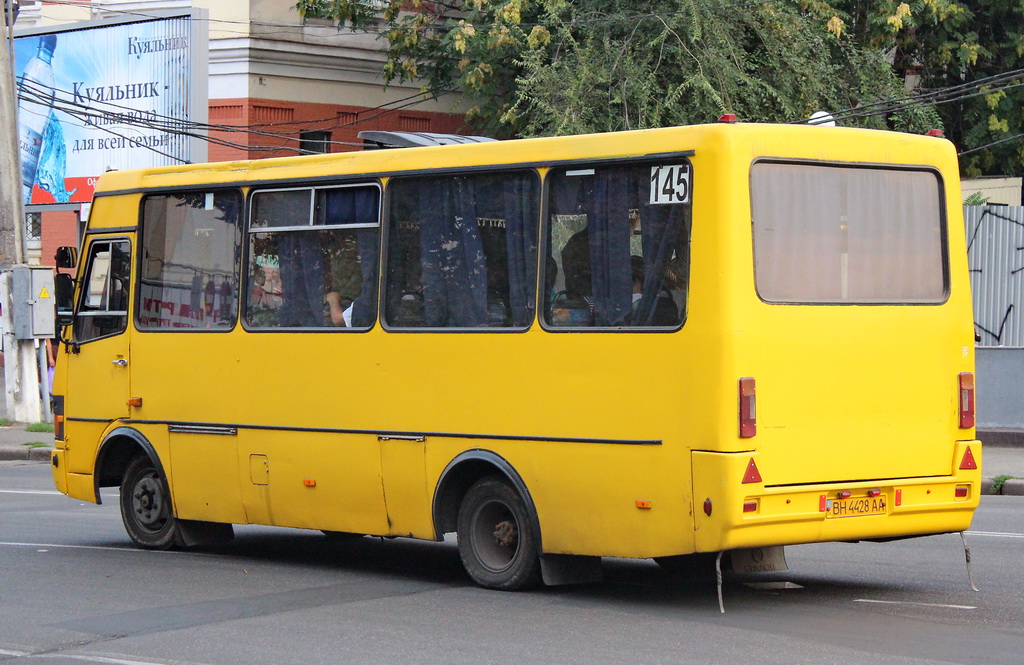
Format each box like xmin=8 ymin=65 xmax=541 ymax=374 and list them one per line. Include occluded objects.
xmin=811 ymin=1 xmax=1024 ymax=176
xmin=296 ymin=0 xmax=939 ymax=138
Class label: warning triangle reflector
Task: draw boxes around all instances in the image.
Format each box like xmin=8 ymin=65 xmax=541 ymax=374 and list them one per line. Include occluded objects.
xmin=742 ymin=457 xmax=762 ymax=484
xmin=959 ymin=446 xmax=978 ymax=470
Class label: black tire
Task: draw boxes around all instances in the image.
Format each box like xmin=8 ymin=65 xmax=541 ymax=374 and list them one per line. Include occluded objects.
xmin=119 ymin=455 xmax=179 ymax=550
xmin=457 ymin=476 xmax=541 ymax=591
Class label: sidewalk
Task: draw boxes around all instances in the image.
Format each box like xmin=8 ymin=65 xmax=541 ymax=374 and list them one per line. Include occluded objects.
xmin=0 ymin=423 xmax=54 ymax=462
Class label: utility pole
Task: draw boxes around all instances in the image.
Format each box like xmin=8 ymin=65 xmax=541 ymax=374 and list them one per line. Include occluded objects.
xmin=1 ymin=0 xmax=43 ymax=423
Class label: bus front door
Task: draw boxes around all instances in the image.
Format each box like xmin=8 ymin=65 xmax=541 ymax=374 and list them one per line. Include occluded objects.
xmin=63 ymin=237 xmax=133 ymax=486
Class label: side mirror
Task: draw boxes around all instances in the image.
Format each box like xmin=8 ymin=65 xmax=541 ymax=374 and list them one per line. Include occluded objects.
xmin=54 ymin=273 xmax=75 ymax=327
xmin=55 ymin=246 xmax=78 ymax=269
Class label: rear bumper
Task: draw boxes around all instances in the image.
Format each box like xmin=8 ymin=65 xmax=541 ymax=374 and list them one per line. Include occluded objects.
xmin=691 ymin=441 xmax=982 ymax=552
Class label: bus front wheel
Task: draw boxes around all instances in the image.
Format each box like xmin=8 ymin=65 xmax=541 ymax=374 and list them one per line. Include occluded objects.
xmin=456 ymin=476 xmax=541 ymax=591
xmin=119 ymin=455 xmax=179 ymax=550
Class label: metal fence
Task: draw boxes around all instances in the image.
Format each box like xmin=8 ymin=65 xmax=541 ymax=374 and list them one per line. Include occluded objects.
xmin=965 ymin=205 xmax=1024 ymax=348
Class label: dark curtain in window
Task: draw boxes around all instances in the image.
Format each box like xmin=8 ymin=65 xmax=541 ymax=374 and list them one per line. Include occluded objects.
xmin=589 ymin=174 xmax=633 ymax=326
xmin=418 ymin=179 xmax=488 ymax=327
xmin=276 ymin=233 xmax=325 ymax=327
xmin=326 ymin=187 xmax=380 ymax=328
xmin=503 ymin=178 xmax=538 ymax=327
xmin=634 ymin=199 xmax=686 ymax=326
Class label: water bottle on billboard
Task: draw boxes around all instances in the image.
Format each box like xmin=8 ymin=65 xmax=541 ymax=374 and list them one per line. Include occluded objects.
xmin=17 ymin=33 xmax=57 ymax=204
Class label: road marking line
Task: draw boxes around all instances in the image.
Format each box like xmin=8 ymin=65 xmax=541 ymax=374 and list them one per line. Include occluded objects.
xmin=31 ymin=654 xmax=203 ymax=665
xmin=0 ymin=489 xmax=63 ymax=495
xmin=0 ymin=648 xmax=30 ymax=656
xmin=965 ymin=530 xmax=1024 ymax=539
xmin=854 ymin=599 xmax=977 ymax=610
xmin=0 ymin=541 xmax=210 ymax=557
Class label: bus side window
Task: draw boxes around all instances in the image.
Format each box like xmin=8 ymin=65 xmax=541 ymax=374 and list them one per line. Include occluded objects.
xmin=245 ymin=184 xmax=380 ymax=330
xmin=383 ymin=170 xmax=540 ymax=329
xmin=75 ymin=240 xmax=131 ymax=343
xmin=139 ymin=190 xmax=243 ymax=330
xmin=543 ymin=162 xmax=690 ymax=329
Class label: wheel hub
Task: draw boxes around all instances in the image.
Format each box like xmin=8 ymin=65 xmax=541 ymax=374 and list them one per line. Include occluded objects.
xmin=132 ymin=475 xmax=165 ymax=529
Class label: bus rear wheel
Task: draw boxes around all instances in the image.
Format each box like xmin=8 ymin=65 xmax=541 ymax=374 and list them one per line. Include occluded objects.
xmin=456 ymin=476 xmax=541 ymax=591
xmin=119 ymin=455 xmax=179 ymax=550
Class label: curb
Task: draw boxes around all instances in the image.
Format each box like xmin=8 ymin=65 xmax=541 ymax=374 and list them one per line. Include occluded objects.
xmin=0 ymin=448 xmax=53 ymax=462
xmin=981 ymin=477 xmax=1024 ymax=496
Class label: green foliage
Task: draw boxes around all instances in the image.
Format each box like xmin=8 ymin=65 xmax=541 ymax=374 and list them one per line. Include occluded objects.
xmin=963 ymin=191 xmax=989 ymax=205
xmin=26 ymin=422 xmax=55 ymax=433
xmin=22 ymin=441 xmax=48 ymax=449
xmin=0 ymin=418 xmax=12 ymax=427
xmin=813 ymin=1 xmax=1024 ymax=176
xmin=990 ymin=474 xmax=1020 ymax=494
xmin=293 ymin=0 xmax=968 ymax=145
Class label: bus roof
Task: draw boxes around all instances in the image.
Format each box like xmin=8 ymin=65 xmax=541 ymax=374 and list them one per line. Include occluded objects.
xmin=93 ymin=123 xmax=958 ymax=196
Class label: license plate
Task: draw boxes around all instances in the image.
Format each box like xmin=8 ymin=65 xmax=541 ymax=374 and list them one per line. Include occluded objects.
xmin=825 ymin=495 xmax=887 ymax=519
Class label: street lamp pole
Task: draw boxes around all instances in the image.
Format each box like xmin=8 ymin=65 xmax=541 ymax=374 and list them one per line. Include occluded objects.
xmin=1 ymin=0 xmax=44 ymax=423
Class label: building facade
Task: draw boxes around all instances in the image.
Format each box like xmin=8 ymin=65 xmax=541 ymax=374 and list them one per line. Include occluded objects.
xmin=14 ymin=0 xmax=466 ymax=262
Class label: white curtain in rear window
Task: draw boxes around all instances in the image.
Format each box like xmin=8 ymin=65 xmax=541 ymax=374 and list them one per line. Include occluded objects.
xmin=751 ymin=163 xmax=945 ymax=303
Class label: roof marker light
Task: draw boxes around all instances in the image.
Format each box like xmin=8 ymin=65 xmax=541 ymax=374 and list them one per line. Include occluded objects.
xmin=718 ymin=113 xmax=738 ymax=123
xmin=926 ymin=129 xmax=944 ymax=137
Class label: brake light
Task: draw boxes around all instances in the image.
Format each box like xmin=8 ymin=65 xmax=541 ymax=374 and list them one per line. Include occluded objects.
xmin=958 ymin=372 xmax=975 ymax=428
xmin=739 ymin=377 xmax=756 ymax=438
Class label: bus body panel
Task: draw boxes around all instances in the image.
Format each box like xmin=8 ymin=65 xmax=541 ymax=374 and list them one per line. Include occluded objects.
xmin=53 ymin=122 xmax=978 ymax=574
xmin=691 ymin=442 xmax=980 ymax=552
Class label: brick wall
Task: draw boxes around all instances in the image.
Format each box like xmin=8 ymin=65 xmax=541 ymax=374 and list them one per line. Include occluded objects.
xmin=41 ymin=210 xmax=79 ymax=268
xmin=207 ymin=98 xmax=467 ymax=162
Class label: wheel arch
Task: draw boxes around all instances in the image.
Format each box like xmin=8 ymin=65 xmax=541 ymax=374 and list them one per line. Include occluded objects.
xmin=94 ymin=427 xmax=165 ymax=505
xmin=431 ymin=449 xmax=542 ymax=550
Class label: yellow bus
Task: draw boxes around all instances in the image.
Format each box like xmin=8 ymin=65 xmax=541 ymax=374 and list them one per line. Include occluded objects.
xmin=50 ymin=122 xmax=981 ymax=590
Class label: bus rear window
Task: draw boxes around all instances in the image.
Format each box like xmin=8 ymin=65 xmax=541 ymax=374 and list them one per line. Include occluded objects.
xmin=751 ymin=162 xmax=947 ymax=303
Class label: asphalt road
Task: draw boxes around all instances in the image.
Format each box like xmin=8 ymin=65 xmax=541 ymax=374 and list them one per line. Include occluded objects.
xmin=1 ymin=459 xmax=1022 ymax=665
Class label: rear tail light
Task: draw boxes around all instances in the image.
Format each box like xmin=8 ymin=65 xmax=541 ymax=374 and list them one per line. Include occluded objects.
xmin=958 ymin=372 xmax=975 ymax=428
xmin=739 ymin=377 xmax=756 ymax=438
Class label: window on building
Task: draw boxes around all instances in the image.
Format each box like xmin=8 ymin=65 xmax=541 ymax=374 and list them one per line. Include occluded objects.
xmin=299 ymin=130 xmax=331 ymax=155
xmin=138 ymin=190 xmax=243 ymax=330
xmin=384 ymin=170 xmax=540 ymax=329
xmin=246 ymin=183 xmax=380 ymax=329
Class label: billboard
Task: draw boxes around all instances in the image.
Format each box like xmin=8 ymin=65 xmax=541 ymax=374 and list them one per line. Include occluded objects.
xmin=14 ymin=12 xmax=208 ymax=205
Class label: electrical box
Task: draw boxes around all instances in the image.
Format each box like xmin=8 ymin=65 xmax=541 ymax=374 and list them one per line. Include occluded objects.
xmin=12 ymin=266 xmax=56 ymax=340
